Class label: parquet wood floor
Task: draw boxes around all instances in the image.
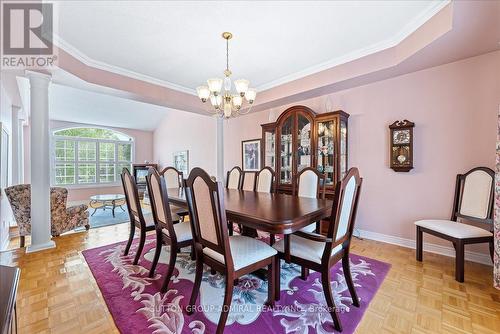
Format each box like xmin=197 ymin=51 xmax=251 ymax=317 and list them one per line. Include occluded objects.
xmin=1 ymin=223 xmax=499 ymax=334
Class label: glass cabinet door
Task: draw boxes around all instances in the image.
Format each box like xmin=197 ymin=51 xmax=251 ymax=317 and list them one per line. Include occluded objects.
xmin=263 ymin=129 xmax=275 ymax=169
xmin=297 ymin=114 xmax=312 ymax=173
xmin=340 ymin=119 xmax=348 ymax=179
xmin=280 ymin=116 xmax=293 ymax=184
xmin=316 ymin=118 xmax=336 ymax=186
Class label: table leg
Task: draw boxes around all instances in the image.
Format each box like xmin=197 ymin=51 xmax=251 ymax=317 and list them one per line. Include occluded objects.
xmin=284 ymin=235 xmax=291 ymax=263
xmin=112 ymin=200 xmax=116 ymax=218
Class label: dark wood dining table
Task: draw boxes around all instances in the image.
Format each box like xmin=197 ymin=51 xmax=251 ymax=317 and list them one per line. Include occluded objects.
xmin=166 ymin=187 xmax=332 ymax=257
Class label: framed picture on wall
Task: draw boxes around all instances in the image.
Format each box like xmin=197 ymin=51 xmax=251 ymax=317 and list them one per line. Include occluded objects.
xmin=242 ymin=139 xmax=261 ymax=171
xmin=173 ymin=150 xmax=189 ymax=176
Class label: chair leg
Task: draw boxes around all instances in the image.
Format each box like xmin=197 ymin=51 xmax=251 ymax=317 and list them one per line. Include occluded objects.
xmin=148 ymin=231 xmax=163 ymax=278
xmin=321 ymin=268 xmax=342 ymax=332
xmin=266 ymin=257 xmax=276 ymax=307
xmin=216 ymin=273 xmax=234 ymax=334
xmin=342 ymin=254 xmax=360 ymax=307
xmin=228 ymin=221 xmax=233 ymax=236
xmin=269 ymin=234 xmax=275 ymax=245
xmin=455 ymin=240 xmax=465 ymax=283
xmin=190 ymin=245 xmax=196 ymax=261
xmin=133 ymin=228 xmax=146 ymax=265
xmin=275 ymin=257 xmax=281 ymax=301
xmin=161 ymin=245 xmax=178 ymax=293
xmin=187 ymin=256 xmax=204 ymax=315
xmin=20 ymin=236 xmax=25 ymax=248
xmin=489 ymin=239 xmax=494 ymax=262
xmin=123 ymin=223 xmax=135 ymax=256
xmin=416 ymin=226 xmax=423 ymax=262
xmin=315 ymin=221 xmax=321 ymax=234
xmin=301 ymin=266 xmax=309 ymax=280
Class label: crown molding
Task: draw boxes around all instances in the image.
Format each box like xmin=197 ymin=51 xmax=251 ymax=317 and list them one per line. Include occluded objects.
xmin=51 ymin=0 xmax=449 ymax=96
xmin=255 ymin=0 xmax=451 ymax=92
xmin=52 ymin=34 xmax=197 ymax=96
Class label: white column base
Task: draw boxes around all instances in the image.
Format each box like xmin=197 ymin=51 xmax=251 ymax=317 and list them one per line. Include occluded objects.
xmin=26 ymin=240 xmax=56 ymax=253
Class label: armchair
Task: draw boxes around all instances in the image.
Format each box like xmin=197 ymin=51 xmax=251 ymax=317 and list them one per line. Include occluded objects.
xmin=5 ymin=184 xmax=90 ymax=247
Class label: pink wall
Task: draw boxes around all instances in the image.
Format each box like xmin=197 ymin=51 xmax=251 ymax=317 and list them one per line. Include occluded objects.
xmin=23 ymin=120 xmax=154 ymax=202
xmin=225 ymin=51 xmax=500 ymax=253
xmin=153 ymin=110 xmax=217 ymax=176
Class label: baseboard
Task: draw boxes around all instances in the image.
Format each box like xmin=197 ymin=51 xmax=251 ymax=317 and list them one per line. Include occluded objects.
xmin=357 ymin=229 xmax=493 ymax=266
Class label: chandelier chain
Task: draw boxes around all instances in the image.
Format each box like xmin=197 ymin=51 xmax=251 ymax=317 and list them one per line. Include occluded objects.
xmin=226 ymin=37 xmax=229 ymax=72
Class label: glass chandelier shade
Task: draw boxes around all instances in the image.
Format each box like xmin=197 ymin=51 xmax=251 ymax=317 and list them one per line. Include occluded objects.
xmin=196 ymin=32 xmax=256 ymax=118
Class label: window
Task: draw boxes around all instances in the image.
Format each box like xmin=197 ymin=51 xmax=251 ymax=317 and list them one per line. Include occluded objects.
xmin=52 ymin=127 xmax=133 ymax=186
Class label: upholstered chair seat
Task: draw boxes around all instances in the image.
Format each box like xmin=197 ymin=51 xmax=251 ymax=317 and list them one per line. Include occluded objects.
xmin=161 ymin=221 xmax=193 ymax=243
xmin=415 ymin=219 xmax=492 ymax=239
xmin=203 ymin=235 xmax=277 ymax=270
xmin=273 ymin=234 xmax=342 ymax=264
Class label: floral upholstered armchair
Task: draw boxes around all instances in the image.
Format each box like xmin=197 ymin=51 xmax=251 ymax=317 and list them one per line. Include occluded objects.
xmin=5 ymin=184 xmax=90 ymax=247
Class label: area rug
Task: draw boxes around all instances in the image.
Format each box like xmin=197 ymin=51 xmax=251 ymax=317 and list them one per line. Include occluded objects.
xmin=83 ymin=236 xmax=390 ymax=333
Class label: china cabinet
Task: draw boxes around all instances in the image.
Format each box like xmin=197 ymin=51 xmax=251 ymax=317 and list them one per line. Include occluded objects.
xmin=261 ymin=106 xmax=349 ymax=197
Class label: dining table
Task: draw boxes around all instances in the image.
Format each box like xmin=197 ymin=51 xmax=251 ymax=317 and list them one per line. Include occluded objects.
xmin=166 ymin=187 xmax=333 ymax=262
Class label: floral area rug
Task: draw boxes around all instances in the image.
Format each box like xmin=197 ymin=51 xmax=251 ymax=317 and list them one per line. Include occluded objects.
xmin=82 ymin=235 xmax=390 ymax=333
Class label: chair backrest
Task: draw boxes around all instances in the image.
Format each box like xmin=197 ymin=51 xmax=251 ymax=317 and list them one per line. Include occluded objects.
xmin=226 ymin=166 xmax=243 ymax=189
xmin=146 ymin=168 xmax=177 ymax=241
xmin=185 ymin=168 xmax=234 ymax=269
xmin=324 ymin=168 xmax=362 ymax=258
xmin=296 ymin=167 xmax=326 ymax=199
xmin=256 ymin=167 xmax=275 ymax=193
xmin=452 ymin=167 xmax=494 ymax=224
xmin=242 ymin=172 xmax=257 ymax=191
xmin=161 ymin=167 xmax=183 ymax=188
xmin=121 ymin=168 xmax=146 ymax=227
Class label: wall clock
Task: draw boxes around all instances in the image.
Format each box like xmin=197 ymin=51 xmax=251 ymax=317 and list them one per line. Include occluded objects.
xmin=389 ymin=120 xmax=414 ymax=172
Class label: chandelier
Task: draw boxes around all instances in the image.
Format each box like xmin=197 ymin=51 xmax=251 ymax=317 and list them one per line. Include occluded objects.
xmin=196 ymin=32 xmax=256 ymax=118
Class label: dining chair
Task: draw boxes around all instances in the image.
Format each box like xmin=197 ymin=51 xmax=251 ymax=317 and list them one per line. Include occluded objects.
xmin=296 ymin=167 xmax=326 ymax=233
xmin=185 ymin=167 xmax=278 ymax=334
xmin=146 ymin=168 xmax=194 ymax=291
xmin=160 ymin=166 xmax=189 ymax=222
xmin=273 ymin=167 xmax=362 ymax=332
xmin=255 ymin=167 xmax=275 ymax=193
xmin=226 ymin=166 xmax=243 ymax=189
xmin=415 ymin=167 xmax=494 ymax=282
xmin=241 ymin=171 xmax=257 ymax=191
xmin=226 ymin=166 xmax=243 ymax=236
xmin=121 ymin=168 xmax=156 ymax=265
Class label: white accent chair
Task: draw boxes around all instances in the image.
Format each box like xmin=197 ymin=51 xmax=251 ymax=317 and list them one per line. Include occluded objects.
xmin=415 ymin=167 xmax=494 ymax=282
xmin=273 ymin=167 xmax=363 ymax=332
xmin=185 ymin=168 xmax=278 ymax=334
xmin=296 ymin=167 xmax=326 ymax=233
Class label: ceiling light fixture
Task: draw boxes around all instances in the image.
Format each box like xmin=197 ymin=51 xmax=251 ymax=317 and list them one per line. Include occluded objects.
xmin=196 ymin=32 xmax=256 ymax=118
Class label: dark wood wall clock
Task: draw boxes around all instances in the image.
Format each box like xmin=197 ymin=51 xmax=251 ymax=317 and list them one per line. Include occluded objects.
xmin=389 ymin=120 xmax=414 ymax=172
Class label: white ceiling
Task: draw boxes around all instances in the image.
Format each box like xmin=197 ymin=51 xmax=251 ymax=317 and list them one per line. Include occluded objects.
xmin=48 ymin=83 xmax=169 ymax=131
xmin=54 ymin=0 xmax=446 ymax=93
